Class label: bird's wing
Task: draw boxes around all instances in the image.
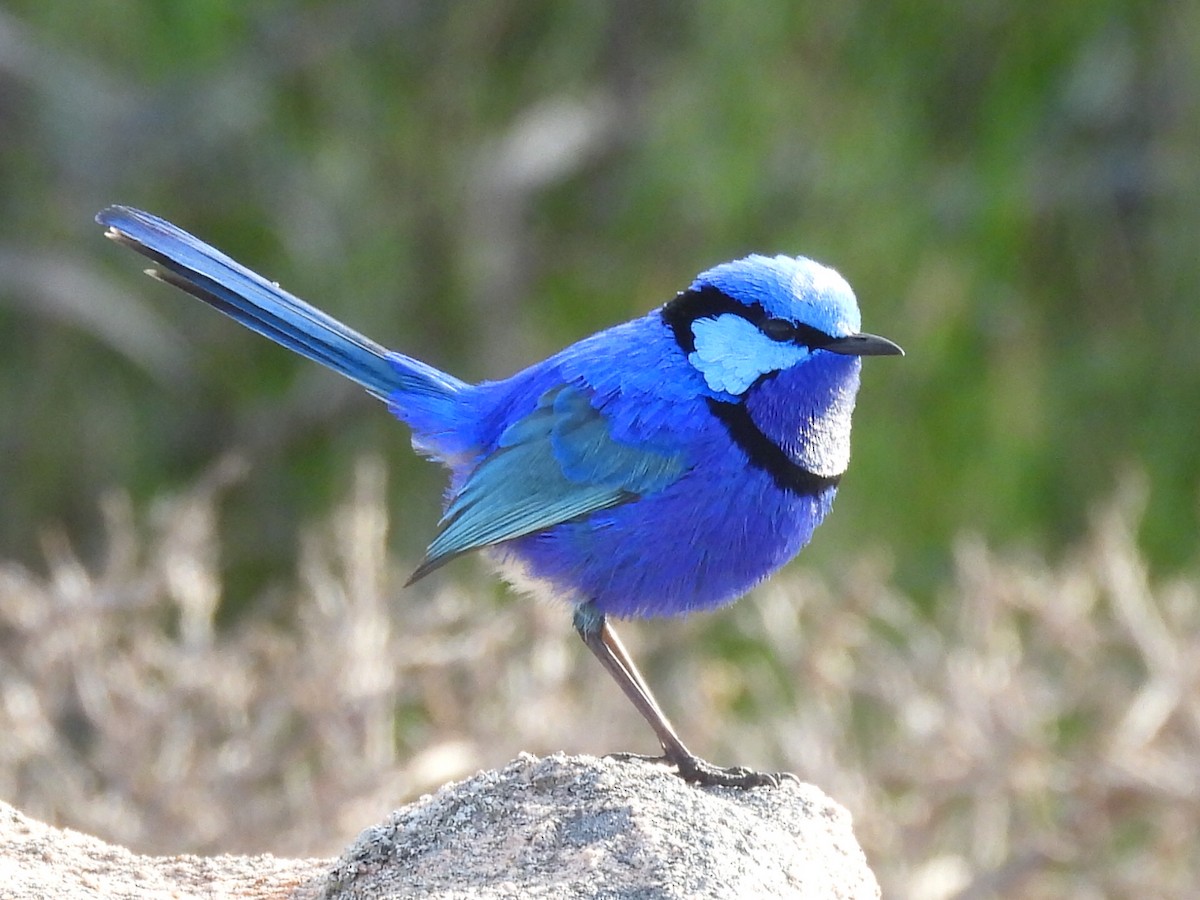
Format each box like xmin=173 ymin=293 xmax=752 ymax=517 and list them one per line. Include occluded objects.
xmin=407 ymin=385 xmax=688 ymax=582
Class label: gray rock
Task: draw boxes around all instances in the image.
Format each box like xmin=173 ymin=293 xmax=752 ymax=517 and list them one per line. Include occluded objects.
xmin=0 ymin=796 xmax=326 ymax=899
xmin=0 ymin=754 xmax=878 ymax=899
xmin=320 ymin=753 xmax=879 ymax=899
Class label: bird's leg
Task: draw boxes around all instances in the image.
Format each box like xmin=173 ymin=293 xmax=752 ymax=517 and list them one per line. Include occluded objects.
xmin=573 ymin=602 xmax=683 ymax=756
xmin=572 ymin=601 xmax=796 ymax=789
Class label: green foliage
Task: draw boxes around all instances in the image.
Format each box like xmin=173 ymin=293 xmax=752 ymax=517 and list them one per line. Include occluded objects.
xmin=1 ymin=1 xmax=1198 ymax=590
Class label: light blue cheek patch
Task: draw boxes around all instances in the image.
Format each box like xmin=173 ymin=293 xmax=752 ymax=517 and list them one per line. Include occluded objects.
xmin=688 ymin=314 xmax=810 ymax=395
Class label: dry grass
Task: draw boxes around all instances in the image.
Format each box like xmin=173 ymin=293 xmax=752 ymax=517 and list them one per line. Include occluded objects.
xmin=1 ymin=459 xmax=1196 ymax=898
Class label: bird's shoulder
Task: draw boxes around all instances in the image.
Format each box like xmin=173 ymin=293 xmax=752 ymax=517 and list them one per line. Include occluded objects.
xmin=466 ymin=311 xmax=702 ymax=447
xmin=551 ymin=311 xmax=713 ymax=442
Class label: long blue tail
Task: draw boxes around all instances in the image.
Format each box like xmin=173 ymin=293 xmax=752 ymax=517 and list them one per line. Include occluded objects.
xmin=97 ymin=206 xmax=464 ymax=404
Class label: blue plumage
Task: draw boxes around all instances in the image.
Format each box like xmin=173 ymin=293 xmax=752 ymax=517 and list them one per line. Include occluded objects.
xmin=97 ymin=205 xmax=901 ymax=788
xmin=412 ymin=385 xmax=688 ymax=582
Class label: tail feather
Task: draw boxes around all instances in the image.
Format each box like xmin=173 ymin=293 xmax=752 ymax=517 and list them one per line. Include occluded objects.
xmin=97 ymin=205 xmax=465 ymax=404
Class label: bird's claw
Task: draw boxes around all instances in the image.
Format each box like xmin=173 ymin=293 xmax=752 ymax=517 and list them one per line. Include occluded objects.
xmin=674 ymin=756 xmax=799 ymax=788
xmin=605 ymin=750 xmax=798 ymax=789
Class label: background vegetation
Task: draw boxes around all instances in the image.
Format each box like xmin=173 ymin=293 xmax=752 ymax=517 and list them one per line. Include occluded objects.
xmin=1 ymin=2 xmax=1197 ymax=896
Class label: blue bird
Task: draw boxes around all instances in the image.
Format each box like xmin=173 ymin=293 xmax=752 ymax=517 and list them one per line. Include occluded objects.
xmin=96 ymin=205 xmax=902 ymax=788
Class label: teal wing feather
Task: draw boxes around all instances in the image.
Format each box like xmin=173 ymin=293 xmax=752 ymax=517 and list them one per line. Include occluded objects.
xmin=407 ymin=385 xmax=688 ymax=583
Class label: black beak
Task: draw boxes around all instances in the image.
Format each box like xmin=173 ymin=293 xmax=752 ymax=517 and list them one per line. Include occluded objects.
xmin=823 ymin=332 xmax=904 ymax=357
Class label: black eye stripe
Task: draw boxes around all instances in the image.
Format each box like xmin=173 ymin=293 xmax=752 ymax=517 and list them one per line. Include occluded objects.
xmin=661 ymin=285 xmax=835 ymax=352
xmin=790 ymin=322 xmax=836 ymax=348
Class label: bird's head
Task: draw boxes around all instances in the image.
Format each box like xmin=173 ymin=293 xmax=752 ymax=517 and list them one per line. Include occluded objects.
xmin=661 ymin=254 xmax=902 ymax=397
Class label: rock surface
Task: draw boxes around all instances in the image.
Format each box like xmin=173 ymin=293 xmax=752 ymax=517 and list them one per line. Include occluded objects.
xmin=0 ymin=798 xmax=325 ymax=899
xmin=1 ymin=754 xmax=878 ymax=899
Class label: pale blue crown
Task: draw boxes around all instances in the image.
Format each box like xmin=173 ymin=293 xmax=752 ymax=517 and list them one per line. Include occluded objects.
xmin=691 ymin=254 xmax=861 ymax=337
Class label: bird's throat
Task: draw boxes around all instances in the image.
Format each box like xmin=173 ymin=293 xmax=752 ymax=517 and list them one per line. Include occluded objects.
xmin=705 ymin=398 xmax=841 ymax=496
xmin=739 ymin=355 xmax=860 ymax=481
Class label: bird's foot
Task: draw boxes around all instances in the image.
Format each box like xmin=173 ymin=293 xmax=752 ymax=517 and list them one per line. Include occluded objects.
xmin=605 ymin=750 xmax=798 ymax=789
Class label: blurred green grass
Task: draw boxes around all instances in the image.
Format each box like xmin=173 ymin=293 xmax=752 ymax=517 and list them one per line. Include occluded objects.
xmin=2 ymin=1 xmax=1197 ymax=589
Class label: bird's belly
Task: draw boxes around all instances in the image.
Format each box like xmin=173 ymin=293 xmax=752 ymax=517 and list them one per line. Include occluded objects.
xmin=491 ymin=464 xmax=837 ymax=619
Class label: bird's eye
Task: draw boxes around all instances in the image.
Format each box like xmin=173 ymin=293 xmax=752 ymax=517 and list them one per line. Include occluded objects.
xmin=760 ymin=318 xmax=795 ymax=342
